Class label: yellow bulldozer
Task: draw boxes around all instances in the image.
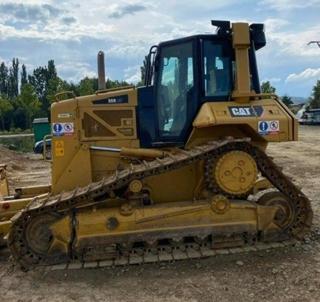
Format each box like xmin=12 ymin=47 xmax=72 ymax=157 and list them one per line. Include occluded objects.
xmin=0 ymin=20 xmax=313 ymax=270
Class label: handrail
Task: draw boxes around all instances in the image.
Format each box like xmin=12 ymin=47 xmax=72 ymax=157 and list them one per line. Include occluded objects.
xmin=54 ymin=91 xmax=76 ymax=102
xmin=145 ymin=45 xmax=158 ymax=87
xmin=43 ymin=134 xmax=52 ymax=161
xmin=95 ymin=86 xmax=135 ymax=95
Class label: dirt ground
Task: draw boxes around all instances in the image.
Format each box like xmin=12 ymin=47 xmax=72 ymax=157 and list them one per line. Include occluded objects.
xmin=0 ymin=126 xmax=319 ymax=302
xmin=0 ymin=145 xmax=50 ymax=192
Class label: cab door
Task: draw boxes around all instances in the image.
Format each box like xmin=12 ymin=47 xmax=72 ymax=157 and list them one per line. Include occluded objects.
xmin=154 ymin=39 xmax=197 ymax=145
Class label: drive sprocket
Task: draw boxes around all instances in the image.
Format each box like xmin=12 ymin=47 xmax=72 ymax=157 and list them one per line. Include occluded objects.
xmin=205 ymin=150 xmax=258 ymax=198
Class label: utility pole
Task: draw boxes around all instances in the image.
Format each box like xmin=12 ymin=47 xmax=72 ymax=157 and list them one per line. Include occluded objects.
xmin=308 ymin=41 xmax=320 ymax=48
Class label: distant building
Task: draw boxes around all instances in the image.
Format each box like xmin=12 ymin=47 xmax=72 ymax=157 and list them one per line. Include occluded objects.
xmin=297 ymin=108 xmax=320 ymax=125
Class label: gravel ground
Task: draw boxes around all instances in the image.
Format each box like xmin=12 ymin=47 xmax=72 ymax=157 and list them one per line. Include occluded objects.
xmin=0 ymin=125 xmax=319 ymax=302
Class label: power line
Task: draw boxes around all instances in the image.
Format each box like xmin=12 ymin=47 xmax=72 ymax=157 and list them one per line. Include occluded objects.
xmin=308 ymin=41 xmax=320 ymax=48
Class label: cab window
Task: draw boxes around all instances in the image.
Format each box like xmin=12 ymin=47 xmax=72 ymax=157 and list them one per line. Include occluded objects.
xmin=203 ymin=40 xmax=232 ymax=97
xmin=156 ymin=41 xmax=194 ymax=137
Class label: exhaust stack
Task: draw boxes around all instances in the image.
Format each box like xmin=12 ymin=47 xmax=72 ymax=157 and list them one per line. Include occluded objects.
xmin=97 ymin=51 xmax=106 ymax=90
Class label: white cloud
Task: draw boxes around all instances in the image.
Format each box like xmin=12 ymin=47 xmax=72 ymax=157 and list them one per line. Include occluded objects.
xmin=0 ymin=0 xmax=319 ymax=97
xmin=0 ymin=0 xmax=50 ymax=5
xmin=261 ymin=77 xmax=282 ymax=83
xmin=56 ymin=62 xmax=96 ymax=83
xmin=262 ymin=19 xmax=320 ymax=59
xmin=124 ymin=65 xmax=141 ymax=83
xmin=108 ymin=3 xmax=147 ymax=19
xmin=261 ymin=0 xmax=320 ymax=11
xmin=264 ymin=18 xmax=289 ymax=32
xmin=0 ymin=1 xmax=236 ymax=45
xmin=0 ymin=22 xmax=115 ymax=41
xmin=286 ymin=68 xmax=320 ymax=82
xmin=108 ymin=43 xmax=147 ymax=59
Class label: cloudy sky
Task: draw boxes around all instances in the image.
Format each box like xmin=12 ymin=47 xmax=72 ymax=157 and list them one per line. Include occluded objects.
xmin=0 ymin=0 xmax=319 ymax=97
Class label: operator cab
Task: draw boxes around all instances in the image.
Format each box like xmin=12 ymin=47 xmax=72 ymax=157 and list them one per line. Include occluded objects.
xmin=137 ymin=20 xmax=266 ymax=147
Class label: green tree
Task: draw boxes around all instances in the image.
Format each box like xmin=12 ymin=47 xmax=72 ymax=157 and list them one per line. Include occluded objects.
xmin=0 ymin=96 xmax=13 ymax=130
xmin=309 ymin=80 xmax=320 ymax=109
xmin=106 ymin=79 xmax=130 ymax=89
xmin=69 ymin=82 xmax=79 ymax=96
xmin=0 ymin=62 xmax=8 ymax=96
xmin=281 ymin=95 xmax=293 ymax=107
xmin=137 ymin=55 xmax=148 ymax=87
xmin=261 ymin=81 xmax=276 ymax=94
xmin=79 ymin=77 xmax=95 ymax=96
xmin=47 ymin=60 xmax=57 ymax=80
xmin=8 ymin=58 xmax=19 ymax=98
xmin=17 ymin=83 xmax=41 ymax=128
xmin=21 ymin=64 xmax=28 ymax=88
xmin=0 ymin=57 xmax=138 ymax=131
xmin=47 ymin=77 xmax=71 ymax=102
xmin=28 ymin=66 xmax=47 ymax=105
xmin=28 ymin=60 xmax=58 ymax=115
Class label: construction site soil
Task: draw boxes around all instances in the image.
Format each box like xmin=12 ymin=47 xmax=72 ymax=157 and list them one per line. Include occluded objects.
xmin=0 ymin=125 xmax=319 ymax=302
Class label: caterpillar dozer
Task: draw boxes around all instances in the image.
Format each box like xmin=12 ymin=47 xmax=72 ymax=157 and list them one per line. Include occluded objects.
xmin=0 ymin=20 xmax=313 ymax=270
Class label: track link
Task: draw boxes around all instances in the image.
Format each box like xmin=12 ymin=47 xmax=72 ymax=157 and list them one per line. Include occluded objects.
xmin=47 ymin=239 xmax=298 ymax=271
xmin=7 ymin=139 xmax=313 ymax=270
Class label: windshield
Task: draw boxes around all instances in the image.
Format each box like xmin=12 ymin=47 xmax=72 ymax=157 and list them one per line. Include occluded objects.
xmin=203 ymin=39 xmax=233 ymax=98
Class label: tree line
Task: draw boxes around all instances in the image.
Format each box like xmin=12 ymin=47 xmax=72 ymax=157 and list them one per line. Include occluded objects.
xmin=261 ymin=80 xmax=320 ymax=109
xmin=0 ymin=58 xmax=130 ymax=132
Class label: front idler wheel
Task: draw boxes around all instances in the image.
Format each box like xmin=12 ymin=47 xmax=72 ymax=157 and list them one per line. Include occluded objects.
xmin=257 ymin=191 xmax=295 ymax=230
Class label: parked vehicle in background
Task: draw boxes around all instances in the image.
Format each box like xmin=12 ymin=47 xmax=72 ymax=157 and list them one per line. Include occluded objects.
xmin=32 ymin=118 xmax=51 ymax=158
xmin=298 ymin=109 xmax=320 ymax=125
xmin=33 ymin=138 xmax=52 ymax=159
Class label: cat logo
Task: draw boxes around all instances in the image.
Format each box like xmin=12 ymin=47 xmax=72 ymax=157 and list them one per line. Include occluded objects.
xmin=229 ymin=106 xmax=256 ymax=117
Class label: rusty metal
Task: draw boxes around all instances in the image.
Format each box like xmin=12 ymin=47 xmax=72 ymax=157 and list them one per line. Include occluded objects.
xmin=97 ymin=51 xmax=106 ymax=90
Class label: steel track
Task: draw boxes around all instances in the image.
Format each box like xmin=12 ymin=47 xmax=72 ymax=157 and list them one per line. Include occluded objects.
xmin=46 ymin=239 xmax=298 ymax=271
xmin=7 ymin=138 xmax=313 ymax=270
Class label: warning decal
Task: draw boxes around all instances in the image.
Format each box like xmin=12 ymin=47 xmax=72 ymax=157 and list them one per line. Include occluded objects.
xmin=52 ymin=122 xmax=74 ymax=136
xmin=54 ymin=140 xmax=64 ymax=157
xmin=258 ymin=120 xmax=280 ymax=135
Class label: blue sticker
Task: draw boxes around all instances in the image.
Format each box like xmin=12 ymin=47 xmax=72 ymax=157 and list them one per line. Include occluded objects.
xmin=52 ymin=123 xmax=64 ymax=136
xmin=258 ymin=120 xmax=280 ymax=135
xmin=53 ymin=123 xmax=63 ymax=133
xmin=259 ymin=121 xmax=269 ymax=132
xmin=52 ymin=122 xmax=74 ymax=136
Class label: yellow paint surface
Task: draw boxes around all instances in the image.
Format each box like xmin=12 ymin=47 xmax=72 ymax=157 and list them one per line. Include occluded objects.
xmin=55 ymin=140 xmax=65 ymax=157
